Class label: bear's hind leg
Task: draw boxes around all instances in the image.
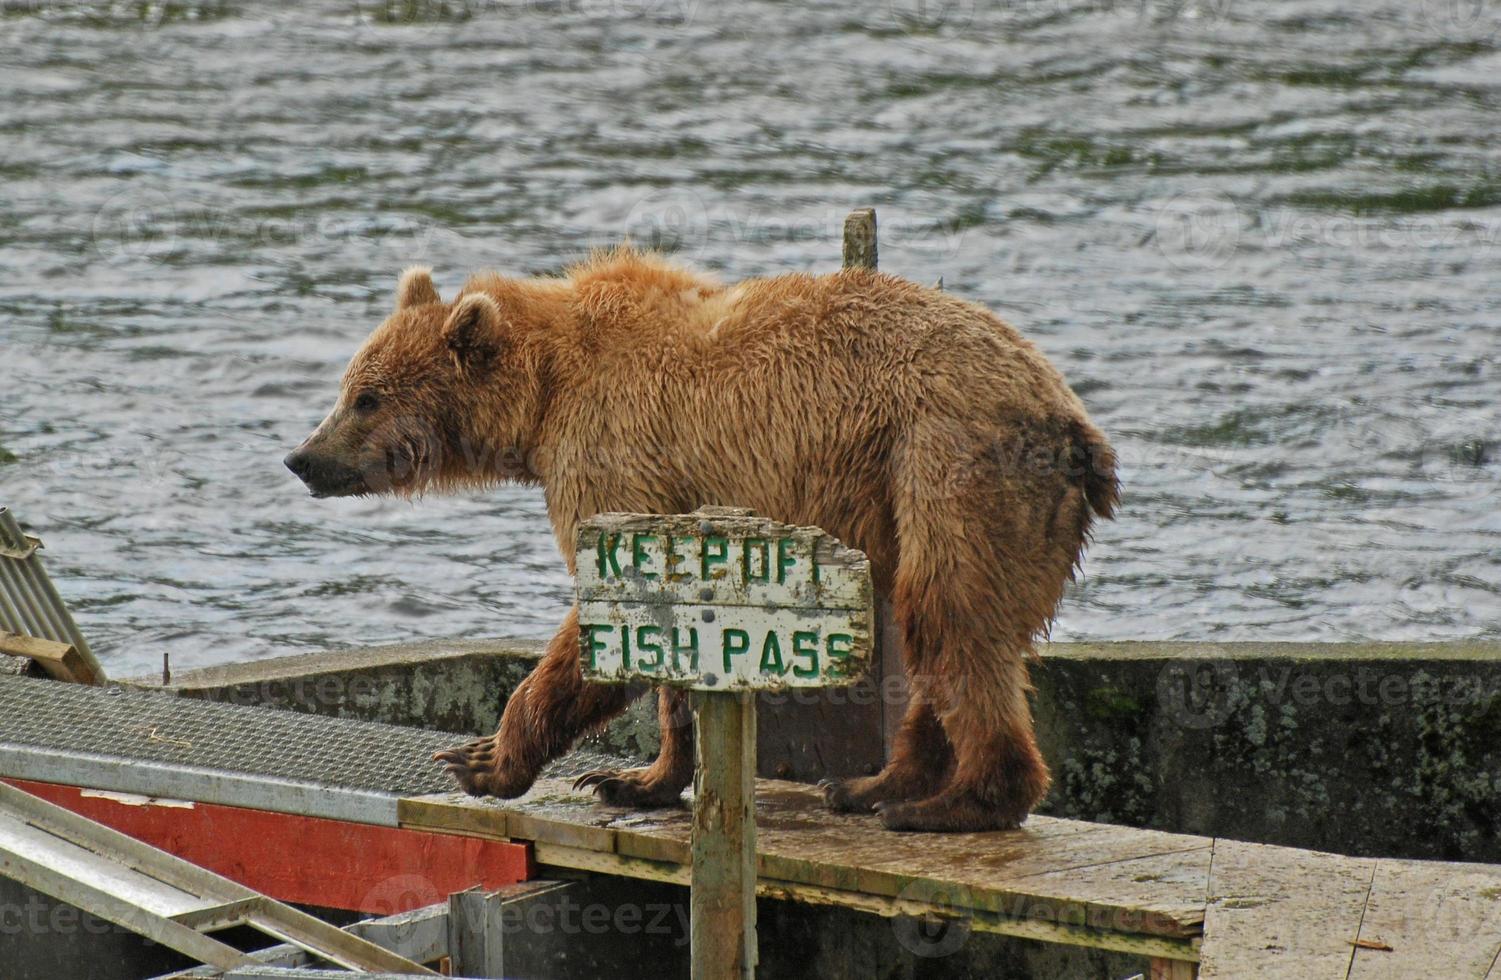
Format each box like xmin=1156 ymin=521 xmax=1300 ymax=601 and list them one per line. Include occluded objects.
xmin=870 ymin=425 xmax=1073 ymax=832
xmin=822 ymin=690 xmax=952 ymax=813
xmin=574 ymin=687 xmax=693 ymax=808
xmin=877 ymin=676 xmax=1050 ymax=833
xmin=435 ymin=606 xmax=638 ymax=798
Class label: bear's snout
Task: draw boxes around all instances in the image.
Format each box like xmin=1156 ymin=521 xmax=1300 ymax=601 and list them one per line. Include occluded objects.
xmin=283 ymin=449 xmax=313 ymax=481
xmin=284 ymin=448 xmax=366 ymax=498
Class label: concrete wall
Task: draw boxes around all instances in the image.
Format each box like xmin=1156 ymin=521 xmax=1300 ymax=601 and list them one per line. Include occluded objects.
xmin=1033 ymin=640 xmax=1501 ymax=863
xmin=144 ymin=638 xmax=1501 ymax=862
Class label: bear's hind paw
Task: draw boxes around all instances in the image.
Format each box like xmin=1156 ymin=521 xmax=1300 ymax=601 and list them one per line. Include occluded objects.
xmin=819 ymin=777 xmax=880 ymax=814
xmin=877 ymin=792 xmax=1028 ymax=833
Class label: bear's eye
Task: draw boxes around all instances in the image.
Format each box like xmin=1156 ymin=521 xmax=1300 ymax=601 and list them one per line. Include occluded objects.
xmin=353 ymin=391 xmax=381 ymax=414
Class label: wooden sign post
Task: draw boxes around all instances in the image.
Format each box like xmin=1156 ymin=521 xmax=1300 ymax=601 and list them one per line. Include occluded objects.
xmin=576 ymin=507 xmax=875 ymax=979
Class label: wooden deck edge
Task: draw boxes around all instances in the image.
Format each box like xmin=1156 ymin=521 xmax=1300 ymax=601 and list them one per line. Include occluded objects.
xmin=530 ymin=840 xmax=1201 ymax=962
xmin=399 ymin=791 xmax=1206 ymax=940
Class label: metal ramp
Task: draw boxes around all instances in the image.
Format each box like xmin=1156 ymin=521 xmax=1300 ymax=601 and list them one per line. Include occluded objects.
xmin=0 ymin=779 xmax=435 ymax=974
xmin=0 ymin=671 xmax=457 ymax=825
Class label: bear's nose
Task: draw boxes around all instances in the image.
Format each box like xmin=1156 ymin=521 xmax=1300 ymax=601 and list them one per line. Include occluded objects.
xmin=284 ymin=450 xmax=313 ymax=480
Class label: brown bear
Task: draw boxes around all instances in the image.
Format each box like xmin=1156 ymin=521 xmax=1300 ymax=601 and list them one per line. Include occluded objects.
xmin=285 ymin=248 xmax=1117 ymax=832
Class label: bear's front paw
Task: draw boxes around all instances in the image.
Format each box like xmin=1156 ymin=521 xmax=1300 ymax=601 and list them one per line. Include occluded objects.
xmin=432 ymin=738 xmax=534 ymax=799
xmin=819 ymin=777 xmax=881 ymax=814
xmin=572 ymin=767 xmax=686 ymax=809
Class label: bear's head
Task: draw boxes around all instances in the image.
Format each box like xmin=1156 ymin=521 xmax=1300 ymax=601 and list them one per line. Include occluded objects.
xmin=284 ymin=266 xmax=543 ymax=498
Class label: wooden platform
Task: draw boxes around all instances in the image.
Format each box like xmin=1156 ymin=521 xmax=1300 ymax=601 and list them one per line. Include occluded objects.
xmin=398 ymin=776 xmax=1501 ymax=977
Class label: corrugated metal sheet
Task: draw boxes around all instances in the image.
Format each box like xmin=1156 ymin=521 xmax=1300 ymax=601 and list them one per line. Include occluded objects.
xmin=0 ymin=506 xmax=103 ymax=680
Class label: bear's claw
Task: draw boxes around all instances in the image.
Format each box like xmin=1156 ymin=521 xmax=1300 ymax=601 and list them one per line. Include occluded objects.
xmin=819 ymin=777 xmax=878 ymax=814
xmin=572 ymin=767 xmax=686 ymax=808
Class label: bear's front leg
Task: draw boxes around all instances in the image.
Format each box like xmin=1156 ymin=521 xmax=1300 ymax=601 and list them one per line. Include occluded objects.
xmin=434 ymin=606 xmax=637 ymax=798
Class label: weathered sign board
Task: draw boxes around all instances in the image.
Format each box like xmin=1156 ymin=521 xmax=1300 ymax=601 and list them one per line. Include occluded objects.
xmin=574 ymin=506 xmax=875 ymax=980
xmin=575 ymin=510 xmax=874 ymax=691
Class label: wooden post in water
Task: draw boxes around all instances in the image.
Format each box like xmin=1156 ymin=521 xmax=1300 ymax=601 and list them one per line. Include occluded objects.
xmin=841 ymin=208 xmax=908 ymax=759
xmin=575 ymin=508 xmax=875 ymax=980
xmin=843 ymin=208 xmax=878 ymax=270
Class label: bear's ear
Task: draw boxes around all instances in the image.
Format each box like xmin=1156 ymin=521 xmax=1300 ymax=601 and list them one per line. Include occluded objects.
xmin=442 ymin=293 xmax=503 ymax=368
xmin=395 ymin=266 xmax=441 ymax=310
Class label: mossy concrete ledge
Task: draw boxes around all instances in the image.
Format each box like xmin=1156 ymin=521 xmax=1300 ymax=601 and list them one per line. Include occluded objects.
xmin=136 ymin=638 xmax=1501 ymax=862
xmin=1034 ymin=640 xmax=1501 ymax=863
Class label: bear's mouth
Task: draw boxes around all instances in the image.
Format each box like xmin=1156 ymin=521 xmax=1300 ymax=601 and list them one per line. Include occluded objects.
xmin=289 ymin=457 xmax=370 ymax=499
xmin=307 ymin=478 xmax=368 ymax=499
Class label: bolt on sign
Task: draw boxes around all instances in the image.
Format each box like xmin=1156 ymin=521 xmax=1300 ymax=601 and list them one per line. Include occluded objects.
xmin=575 ymin=509 xmax=874 ymax=690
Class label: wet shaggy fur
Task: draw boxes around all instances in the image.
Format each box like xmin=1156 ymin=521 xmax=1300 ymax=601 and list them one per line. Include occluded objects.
xmin=286 ymin=249 xmax=1118 ymax=832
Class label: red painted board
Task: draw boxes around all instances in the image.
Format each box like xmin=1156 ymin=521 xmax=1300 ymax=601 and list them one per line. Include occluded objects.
xmin=4 ymin=778 xmax=532 ymax=915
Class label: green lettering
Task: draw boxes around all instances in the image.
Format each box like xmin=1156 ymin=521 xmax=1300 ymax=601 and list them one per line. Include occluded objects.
xmin=635 ymin=625 xmax=664 ymax=673
xmin=631 ymin=534 xmax=658 ymax=580
xmin=722 ymin=628 xmax=750 ymax=673
xmin=759 ymin=631 xmax=786 ymax=675
xmin=581 ymin=623 xmax=613 ymax=669
xmin=700 ymin=535 xmax=728 ymax=580
xmin=742 ymin=537 xmax=770 ymax=583
xmin=791 ymin=630 xmax=819 ymax=678
xmin=776 ymin=537 xmax=797 ymax=584
xmin=671 ymin=627 xmax=699 ymax=671
xmin=621 ymin=624 xmax=632 ymax=669
xmin=664 ymin=536 xmax=692 ymax=583
xmin=597 ymin=533 xmax=623 ymax=578
xmin=825 ymin=632 xmax=853 ymax=675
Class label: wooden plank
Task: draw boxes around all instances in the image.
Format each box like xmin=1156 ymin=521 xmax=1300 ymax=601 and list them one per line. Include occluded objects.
xmin=397 ymin=793 xmax=509 ymax=840
xmin=0 ymin=631 xmax=100 ymax=685
xmin=1348 ymin=858 xmax=1501 ymax=979
xmin=1197 ymin=839 xmax=1375 ymax=980
xmin=1150 ymin=958 xmax=1198 ymax=979
xmin=400 ymin=776 xmax=1207 ymax=940
xmin=753 ymin=781 xmax=1209 ymax=936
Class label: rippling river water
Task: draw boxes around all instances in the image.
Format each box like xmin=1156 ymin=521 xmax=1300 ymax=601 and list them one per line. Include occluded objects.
xmin=1 ymin=0 xmax=1498 ymax=675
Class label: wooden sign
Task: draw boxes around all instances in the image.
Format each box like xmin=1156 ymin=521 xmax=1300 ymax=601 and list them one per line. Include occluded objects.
xmin=575 ymin=506 xmax=876 ymax=980
xmin=575 ymin=510 xmax=874 ymax=691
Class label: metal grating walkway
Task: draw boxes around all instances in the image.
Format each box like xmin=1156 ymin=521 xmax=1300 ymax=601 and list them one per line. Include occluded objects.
xmin=0 ymin=673 xmax=634 ymax=826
